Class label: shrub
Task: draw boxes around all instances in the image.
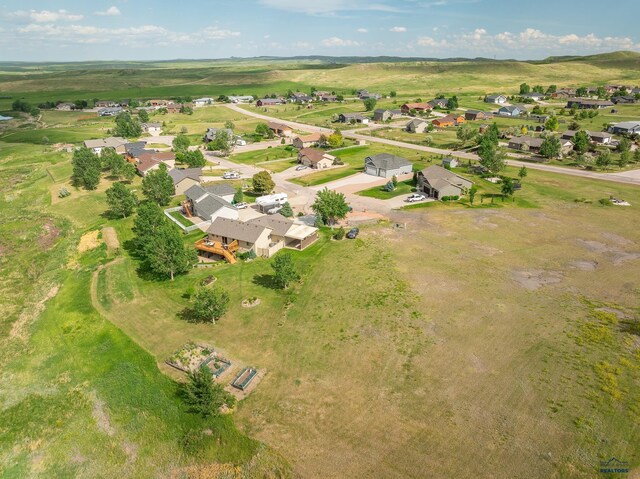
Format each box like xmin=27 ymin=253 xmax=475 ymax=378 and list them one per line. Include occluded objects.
xmin=598 ymin=198 xmax=613 ymax=206
xmin=333 ymin=227 xmax=346 ymax=240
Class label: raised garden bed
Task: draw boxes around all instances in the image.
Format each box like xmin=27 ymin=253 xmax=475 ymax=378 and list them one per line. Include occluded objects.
xmin=165 ymin=342 xmax=231 ymax=376
xmin=202 ymin=356 xmax=232 ymax=378
xmin=231 ymin=367 xmax=257 ymax=391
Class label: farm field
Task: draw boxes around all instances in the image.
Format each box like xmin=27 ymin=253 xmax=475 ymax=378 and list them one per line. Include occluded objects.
xmin=1 ymin=53 xmax=640 ymax=479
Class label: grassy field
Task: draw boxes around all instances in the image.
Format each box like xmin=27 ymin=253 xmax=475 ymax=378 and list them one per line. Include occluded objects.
xmin=356 ymin=179 xmax=415 ymax=199
xmin=1 ymin=54 xmax=640 ymax=478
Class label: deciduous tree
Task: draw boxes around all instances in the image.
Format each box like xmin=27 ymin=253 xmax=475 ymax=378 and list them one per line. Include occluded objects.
xmin=191 ymin=286 xmax=230 ymax=324
xmin=271 ymin=252 xmax=300 ymax=289
xmin=311 ymin=187 xmax=350 ymax=225
xmin=106 ymin=182 xmax=137 ymax=218
xmin=252 ymin=170 xmax=275 ymax=194
xmin=142 ymin=163 xmax=175 ymax=205
xmin=71 ymin=147 xmax=102 ymax=190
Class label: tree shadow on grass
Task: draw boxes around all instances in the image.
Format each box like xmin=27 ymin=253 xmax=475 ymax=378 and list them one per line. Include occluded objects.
xmin=252 ymin=273 xmax=280 ymax=290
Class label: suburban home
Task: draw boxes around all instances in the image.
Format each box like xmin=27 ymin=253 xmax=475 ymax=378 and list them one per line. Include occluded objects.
xmin=184 ymin=185 xmax=239 ymax=222
xmin=56 ymin=102 xmax=75 ymax=111
xmin=141 ymin=122 xmax=162 ymax=135
xmin=508 ymin=136 xmax=544 ymax=152
xmin=298 ymin=148 xmax=335 ymax=169
xmin=485 ymin=94 xmax=507 ymax=104
xmin=268 ymin=121 xmax=293 ymax=137
xmin=98 ymin=107 xmax=123 ymax=117
xmin=203 ymin=215 xmax=318 ymax=260
xmin=136 ymin=151 xmax=176 ymax=176
xmin=227 ymin=95 xmax=254 ymax=103
xmin=373 ymin=109 xmax=403 ymax=122
xmin=442 ymin=157 xmax=459 ymax=169
xmin=520 ymin=92 xmax=546 ymax=101
xmin=401 ymin=102 xmax=433 ymax=114
xmin=589 ymin=131 xmax=613 ymax=144
xmin=121 ymin=141 xmax=148 ymax=158
xmin=566 ymin=99 xmax=614 ymax=109
xmin=530 ymin=114 xmax=550 ymax=124
xmin=203 ymin=127 xmax=234 ymax=143
xmin=292 ymin=133 xmax=323 ymax=149
xmin=417 ymin=165 xmax=472 ymax=199
xmin=318 ymin=94 xmax=337 ymax=102
xmin=359 ymin=91 xmax=382 ymax=100
xmin=406 ymin=118 xmax=429 ymax=133
xmin=364 ymin=153 xmax=412 ymax=178
xmin=609 ymin=121 xmax=640 ymax=135
xmin=464 ymin=110 xmax=491 ymax=121
xmin=338 ymin=113 xmax=369 ymax=124
xmin=95 ymin=100 xmax=116 ymax=108
xmin=428 ymin=98 xmax=448 ymax=109
xmin=166 ymin=102 xmax=191 ymax=114
xmin=169 ymin=168 xmax=202 ymax=196
xmin=432 ymin=114 xmax=465 ymax=127
xmin=551 ymin=89 xmax=576 ymax=99
xmin=193 ymin=97 xmax=214 ymax=107
xmin=290 ymin=92 xmax=314 ymax=103
xmin=83 ymin=137 xmax=127 ymax=155
xmin=148 ymin=100 xmax=170 ymax=107
xmin=248 ymin=214 xmax=318 ymax=252
xmin=256 ymin=98 xmax=285 ymax=107
xmin=498 ymin=105 xmax=523 ymax=117
xmin=611 ymin=96 xmax=636 ymax=104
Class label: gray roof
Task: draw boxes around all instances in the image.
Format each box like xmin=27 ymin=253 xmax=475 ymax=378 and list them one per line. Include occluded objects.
xmin=203 ymin=183 xmax=236 ymax=197
xmin=341 ymin=113 xmax=366 ymax=120
xmin=407 ymin=118 xmax=427 ymax=128
xmin=204 ymin=128 xmax=233 ymax=141
xmin=509 ymin=136 xmax=544 ymax=148
xmin=184 ymin=184 xmax=234 ymax=219
xmin=500 ymin=105 xmax=521 ymax=113
xmin=365 ymin=153 xmax=411 ymax=170
xmin=168 ymin=168 xmax=202 ymax=185
xmin=248 ymin=214 xmax=293 ymax=237
xmin=420 ymin=165 xmax=471 ymax=191
xmin=207 ymin=217 xmax=269 ymax=243
xmin=83 ymin=137 xmax=127 ymax=149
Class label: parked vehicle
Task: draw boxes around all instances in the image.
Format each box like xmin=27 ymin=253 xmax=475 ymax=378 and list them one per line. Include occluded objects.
xmin=296 ymin=165 xmax=308 ymax=171
xmin=267 ymin=206 xmax=282 ymax=215
xmin=223 ymin=171 xmax=240 ymax=179
xmin=235 ymin=202 xmax=249 ymax=209
xmin=406 ymin=193 xmax=426 ymax=203
xmin=346 ymin=228 xmax=360 ymax=239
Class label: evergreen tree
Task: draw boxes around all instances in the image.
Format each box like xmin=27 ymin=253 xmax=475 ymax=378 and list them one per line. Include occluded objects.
xmin=183 ymin=366 xmax=235 ymax=417
xmin=138 ymin=109 xmax=150 ymax=123
xmin=233 ymin=187 xmax=244 ymax=204
xmin=279 ymin=202 xmax=294 ymax=217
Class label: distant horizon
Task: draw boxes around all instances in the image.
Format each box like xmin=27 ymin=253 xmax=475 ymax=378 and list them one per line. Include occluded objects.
xmin=1 ymin=0 xmax=639 ymax=61
xmin=1 ymin=50 xmax=638 ymax=66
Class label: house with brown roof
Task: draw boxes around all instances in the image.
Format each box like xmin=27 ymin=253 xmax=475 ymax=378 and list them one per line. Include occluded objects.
xmin=464 ymin=110 xmax=491 ymax=121
xmin=401 ymin=102 xmax=433 ymax=114
xmin=432 ymin=114 xmax=465 ymax=128
xmin=298 ymin=148 xmax=335 ymax=169
xmin=136 ymin=151 xmax=176 ymax=176
xmin=508 ymin=136 xmax=544 ymax=152
xmin=566 ymin=98 xmax=614 ymax=109
xmin=292 ymin=133 xmax=323 ymax=149
xmin=268 ymin=121 xmax=293 ymax=137
xmin=257 ymin=98 xmax=286 ymax=107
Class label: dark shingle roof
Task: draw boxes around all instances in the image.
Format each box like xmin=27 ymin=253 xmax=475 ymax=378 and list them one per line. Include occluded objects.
xmin=168 ymin=168 xmax=202 ymax=185
xmin=207 ymin=217 xmax=269 ymax=243
xmin=365 ymin=153 xmax=411 ymax=170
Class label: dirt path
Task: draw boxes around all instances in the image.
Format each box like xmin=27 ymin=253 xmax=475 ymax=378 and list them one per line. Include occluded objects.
xmin=90 ymin=258 xmax=125 ymax=318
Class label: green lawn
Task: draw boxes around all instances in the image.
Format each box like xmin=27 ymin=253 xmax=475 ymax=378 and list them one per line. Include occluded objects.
xmin=356 ymin=179 xmax=415 ymax=199
xmin=230 ymin=145 xmax=297 ymax=165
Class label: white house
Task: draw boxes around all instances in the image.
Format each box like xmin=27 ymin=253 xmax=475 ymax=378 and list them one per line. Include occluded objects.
xmin=193 ymin=98 xmax=215 ymax=107
xmin=485 ymin=94 xmax=507 ymax=104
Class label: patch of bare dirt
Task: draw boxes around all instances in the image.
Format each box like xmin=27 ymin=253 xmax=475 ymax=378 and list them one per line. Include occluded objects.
xmin=102 ymin=227 xmax=120 ymax=250
xmin=576 ymin=239 xmax=611 ymax=253
xmin=77 ymin=230 xmax=101 ymax=253
xmin=601 ymin=232 xmax=634 ymax=246
xmin=90 ymin=391 xmax=115 ymax=436
xmin=511 ymin=270 xmax=563 ymax=291
xmin=611 ymin=252 xmax=640 ymax=265
xmin=10 ymin=285 xmax=59 ymax=341
xmin=37 ymin=219 xmax=60 ymax=250
xmin=569 ymin=260 xmax=598 ymax=271
xmin=242 ymin=298 xmax=261 ymax=308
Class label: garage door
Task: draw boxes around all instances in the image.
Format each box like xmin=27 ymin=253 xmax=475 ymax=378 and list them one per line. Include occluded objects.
xmin=365 ymin=166 xmax=378 ymax=176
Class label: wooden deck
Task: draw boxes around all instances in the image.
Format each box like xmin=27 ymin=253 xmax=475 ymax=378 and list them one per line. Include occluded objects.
xmin=195 ymin=239 xmax=239 ymax=264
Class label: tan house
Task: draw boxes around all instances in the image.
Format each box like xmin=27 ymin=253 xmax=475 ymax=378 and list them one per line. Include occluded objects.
xmin=169 ymin=168 xmax=202 ymax=195
xmin=292 ymin=133 xmax=323 ymax=149
xmin=268 ymin=121 xmax=293 ymax=137
xmin=406 ymin=119 xmax=429 ymax=133
xmin=298 ymin=148 xmax=335 ymax=169
xmin=248 ymin=214 xmax=319 ymax=251
xmin=83 ymin=137 xmax=127 ymax=155
xmin=417 ymin=165 xmax=473 ymax=199
xmin=135 ymin=151 xmax=176 ymax=176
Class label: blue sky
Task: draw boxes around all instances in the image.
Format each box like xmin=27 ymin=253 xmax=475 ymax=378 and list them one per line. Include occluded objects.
xmin=1 ymin=0 xmax=639 ymax=61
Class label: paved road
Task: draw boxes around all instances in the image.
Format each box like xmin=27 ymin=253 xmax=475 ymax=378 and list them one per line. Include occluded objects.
xmin=226 ymin=103 xmax=640 ymax=187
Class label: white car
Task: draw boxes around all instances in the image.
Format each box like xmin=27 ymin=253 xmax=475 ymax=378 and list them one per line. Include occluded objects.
xmin=407 ymin=193 xmax=426 ymax=203
xmin=296 ymin=165 xmax=308 ymax=171
xmin=223 ymin=171 xmax=240 ymax=179
xmin=235 ymin=202 xmax=249 ymax=209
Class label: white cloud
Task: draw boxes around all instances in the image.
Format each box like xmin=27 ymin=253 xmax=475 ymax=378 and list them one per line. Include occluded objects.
xmin=13 ymin=23 xmax=240 ymax=48
xmin=321 ymin=36 xmax=360 ymax=47
xmin=414 ymin=27 xmax=640 ymax=56
xmin=258 ymin=0 xmax=399 ymax=15
xmin=10 ymin=9 xmax=83 ymax=22
xmin=390 ymin=26 xmax=407 ymax=33
xmin=96 ymin=6 xmax=121 ymax=16
xmin=357 ymin=28 xmax=368 ymax=33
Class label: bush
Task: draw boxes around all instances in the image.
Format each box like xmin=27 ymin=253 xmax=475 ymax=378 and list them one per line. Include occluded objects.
xmin=333 ymin=227 xmax=346 ymax=240
xmin=598 ymin=198 xmax=613 ymax=206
